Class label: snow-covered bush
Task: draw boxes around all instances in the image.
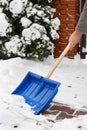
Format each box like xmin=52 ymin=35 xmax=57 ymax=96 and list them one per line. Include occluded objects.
xmin=0 ymin=0 xmax=60 ymax=61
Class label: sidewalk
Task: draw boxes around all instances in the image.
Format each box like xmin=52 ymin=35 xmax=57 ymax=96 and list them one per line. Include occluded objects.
xmin=41 ymin=102 xmax=87 ymax=122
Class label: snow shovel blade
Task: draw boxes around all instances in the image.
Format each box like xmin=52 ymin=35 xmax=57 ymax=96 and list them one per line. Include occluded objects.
xmin=12 ymin=72 xmax=61 ymax=114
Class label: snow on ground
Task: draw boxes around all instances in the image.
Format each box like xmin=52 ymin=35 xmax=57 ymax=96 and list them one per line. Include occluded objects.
xmin=0 ymin=54 xmax=87 ymax=130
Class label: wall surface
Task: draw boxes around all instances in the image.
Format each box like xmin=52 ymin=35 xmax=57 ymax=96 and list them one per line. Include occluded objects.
xmin=53 ymin=0 xmax=79 ymax=58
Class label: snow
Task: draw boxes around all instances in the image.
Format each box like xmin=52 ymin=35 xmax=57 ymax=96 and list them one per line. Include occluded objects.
xmin=51 ymin=18 xmax=60 ymax=30
xmin=0 ymin=0 xmax=87 ymax=129
xmin=0 ymin=0 xmax=60 ymax=59
xmin=20 ymin=17 xmax=32 ymax=28
xmin=0 ymin=13 xmax=11 ymax=36
xmin=22 ymin=23 xmax=46 ymax=41
xmin=0 ymin=54 xmax=87 ymax=130
xmin=9 ymin=0 xmax=24 ymax=16
xmin=50 ymin=28 xmax=59 ymax=39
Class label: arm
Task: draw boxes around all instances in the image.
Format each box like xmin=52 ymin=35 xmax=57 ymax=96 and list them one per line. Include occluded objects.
xmin=69 ymin=0 xmax=87 ymax=50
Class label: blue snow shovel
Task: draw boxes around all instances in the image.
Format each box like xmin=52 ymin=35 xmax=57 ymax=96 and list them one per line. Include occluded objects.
xmin=12 ymin=43 xmax=70 ymax=114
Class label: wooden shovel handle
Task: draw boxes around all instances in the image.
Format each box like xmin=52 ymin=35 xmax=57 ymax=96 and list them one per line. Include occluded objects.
xmin=46 ymin=43 xmax=71 ymax=78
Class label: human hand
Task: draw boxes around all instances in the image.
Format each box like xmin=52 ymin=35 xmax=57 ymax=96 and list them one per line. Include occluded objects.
xmin=69 ymin=30 xmax=83 ymax=50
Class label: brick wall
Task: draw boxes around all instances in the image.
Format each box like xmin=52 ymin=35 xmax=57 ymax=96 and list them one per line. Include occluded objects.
xmin=53 ymin=0 xmax=79 ymax=58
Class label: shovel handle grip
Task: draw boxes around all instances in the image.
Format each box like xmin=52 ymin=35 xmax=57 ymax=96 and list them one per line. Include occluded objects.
xmin=46 ymin=43 xmax=71 ymax=78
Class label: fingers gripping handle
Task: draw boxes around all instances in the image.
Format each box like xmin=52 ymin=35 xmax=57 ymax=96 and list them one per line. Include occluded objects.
xmin=46 ymin=43 xmax=71 ymax=78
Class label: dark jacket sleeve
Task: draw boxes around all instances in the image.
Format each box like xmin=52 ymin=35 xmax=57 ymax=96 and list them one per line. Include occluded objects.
xmin=76 ymin=0 xmax=87 ymax=34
